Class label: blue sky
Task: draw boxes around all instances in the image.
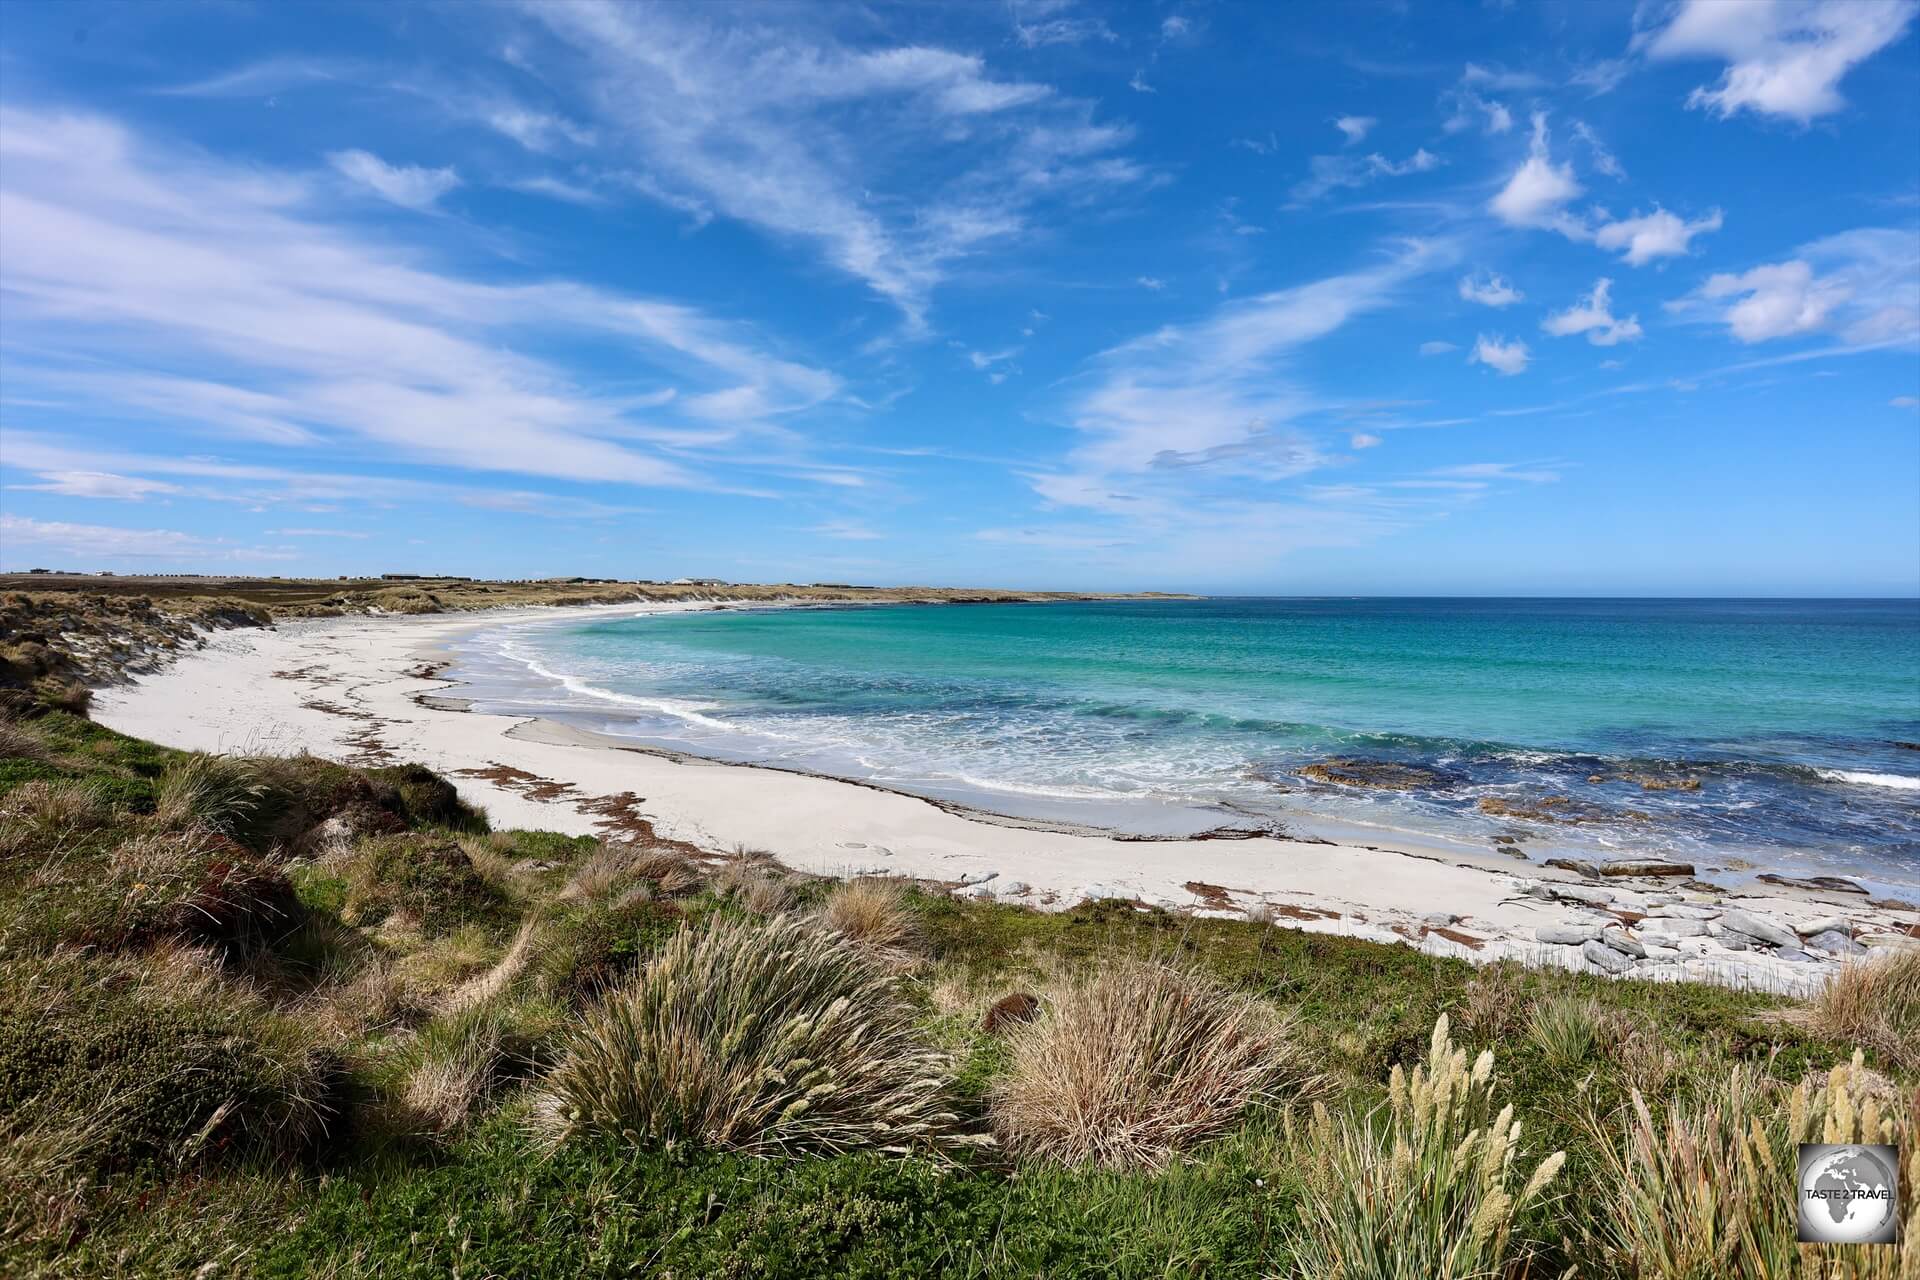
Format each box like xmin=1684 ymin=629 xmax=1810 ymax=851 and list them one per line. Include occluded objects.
xmin=1 ymin=0 xmax=1916 ymax=595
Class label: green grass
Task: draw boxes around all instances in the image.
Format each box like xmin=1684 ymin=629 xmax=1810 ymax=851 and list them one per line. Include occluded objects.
xmin=1 ymin=689 xmax=1912 ymax=1279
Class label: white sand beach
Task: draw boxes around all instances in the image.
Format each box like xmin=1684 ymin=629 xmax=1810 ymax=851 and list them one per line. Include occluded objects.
xmin=94 ymin=603 xmax=1919 ymax=996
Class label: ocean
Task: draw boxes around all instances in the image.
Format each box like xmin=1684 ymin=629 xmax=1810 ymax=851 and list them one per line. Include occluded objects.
xmin=445 ymin=598 xmax=1920 ymax=895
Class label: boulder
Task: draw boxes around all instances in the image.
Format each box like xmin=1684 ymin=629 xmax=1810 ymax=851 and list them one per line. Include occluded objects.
xmin=1295 ymin=758 xmax=1451 ymax=791
xmin=1756 ymin=873 xmax=1868 ymax=895
xmin=1796 ymin=915 xmax=1851 ymax=938
xmin=1423 ymin=911 xmax=1461 ymax=927
xmin=956 ymin=870 xmax=999 ymax=886
xmin=1536 ymin=923 xmax=1602 ymax=945
xmin=1547 ymin=884 xmax=1616 ymax=909
xmin=1803 ymin=929 xmax=1867 ymax=956
xmin=1640 ymin=916 xmax=1709 ymax=939
xmin=1716 ymin=908 xmax=1799 ymax=950
xmin=1582 ymin=940 xmax=1635 ymax=974
xmin=1708 ymin=925 xmax=1750 ymax=952
xmin=1601 ymin=928 xmax=1648 ymax=958
xmin=1545 ymin=857 xmax=1602 ymax=878
xmin=1774 ymin=946 xmax=1816 ymax=964
xmin=1003 ymin=880 xmax=1032 ymax=896
xmin=1648 ymin=903 xmax=1718 ymax=920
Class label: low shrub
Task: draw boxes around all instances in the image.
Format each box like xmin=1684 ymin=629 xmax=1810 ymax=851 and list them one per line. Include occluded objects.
xmin=1583 ymin=1051 xmax=1915 ymax=1278
xmin=1810 ymin=947 xmax=1920 ymax=1071
xmin=538 ymin=914 xmax=972 ymax=1159
xmin=990 ymin=959 xmax=1315 ymax=1170
xmin=1281 ymin=1014 xmax=1565 ymax=1279
xmin=341 ymin=833 xmax=513 ymax=935
xmin=0 ymin=949 xmax=337 ymax=1179
xmin=532 ymin=895 xmax=685 ymax=1005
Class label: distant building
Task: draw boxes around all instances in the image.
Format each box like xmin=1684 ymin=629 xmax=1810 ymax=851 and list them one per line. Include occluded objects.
xmin=671 ymin=577 xmax=728 ymax=586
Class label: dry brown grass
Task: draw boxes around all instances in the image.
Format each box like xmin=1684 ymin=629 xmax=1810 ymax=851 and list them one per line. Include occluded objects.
xmin=0 ymin=779 xmax=110 ymax=833
xmin=988 ymin=959 xmax=1315 ymax=1169
xmin=1457 ymin=960 xmax=1530 ymax=1040
xmin=819 ymin=878 xmax=920 ymax=959
xmin=1808 ymin=946 xmax=1920 ymax=1070
xmin=0 ymin=718 xmax=48 ymax=762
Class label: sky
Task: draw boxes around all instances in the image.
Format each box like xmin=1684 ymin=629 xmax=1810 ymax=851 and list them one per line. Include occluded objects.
xmin=1 ymin=0 xmax=1917 ymax=596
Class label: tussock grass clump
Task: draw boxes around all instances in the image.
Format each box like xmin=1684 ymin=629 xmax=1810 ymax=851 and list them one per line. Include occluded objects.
xmin=1810 ymin=947 xmax=1920 ymax=1070
xmin=1282 ymin=1014 xmax=1565 ymax=1279
xmin=538 ymin=914 xmax=971 ymax=1159
xmin=1526 ymin=993 xmax=1600 ymax=1070
xmin=532 ymin=895 xmax=684 ymax=1005
xmin=155 ymin=753 xmax=275 ymax=844
xmin=341 ymin=833 xmax=513 ymax=935
xmin=0 ymin=778 xmax=109 ymax=835
xmin=109 ymin=828 xmax=301 ymax=957
xmin=989 ymin=959 xmax=1314 ymax=1169
xmin=0 ymin=717 xmax=48 ymax=762
xmin=819 ymin=877 xmax=920 ymax=959
xmin=402 ymin=1003 xmax=508 ymax=1135
xmin=1584 ymin=1051 xmax=1916 ymax=1278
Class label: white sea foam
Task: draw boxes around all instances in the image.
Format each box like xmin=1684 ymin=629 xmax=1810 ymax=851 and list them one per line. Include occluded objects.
xmin=1816 ymin=768 xmax=1920 ymax=792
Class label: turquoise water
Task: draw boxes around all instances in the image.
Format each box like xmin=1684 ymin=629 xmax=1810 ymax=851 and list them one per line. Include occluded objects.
xmin=450 ymin=599 xmax=1920 ymax=892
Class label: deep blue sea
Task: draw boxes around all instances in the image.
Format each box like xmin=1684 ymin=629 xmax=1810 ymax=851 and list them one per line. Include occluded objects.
xmin=447 ymin=599 xmax=1920 ymax=893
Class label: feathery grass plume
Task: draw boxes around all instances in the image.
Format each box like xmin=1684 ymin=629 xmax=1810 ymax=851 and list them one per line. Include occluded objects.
xmin=819 ymin=877 xmax=920 ymax=959
xmin=989 ymin=959 xmax=1315 ymax=1170
xmin=1584 ymin=1051 xmax=1914 ymax=1278
xmin=154 ymin=753 xmax=273 ymax=843
xmin=1810 ymin=947 xmax=1920 ymax=1071
xmin=1526 ymin=993 xmax=1600 ymax=1071
xmin=1282 ymin=1013 xmax=1564 ymax=1278
xmin=536 ymin=914 xmax=972 ymax=1159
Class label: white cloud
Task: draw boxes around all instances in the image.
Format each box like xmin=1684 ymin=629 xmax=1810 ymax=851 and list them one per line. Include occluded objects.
xmin=1289 ymin=148 xmax=1440 ymax=205
xmin=807 ymin=520 xmax=884 ymax=540
xmin=1470 ymin=333 xmax=1531 ymax=375
xmin=0 ymin=513 xmax=265 ymax=563
xmin=520 ymin=3 xmax=1142 ymax=327
xmin=1892 ymin=395 xmax=1920 ymax=409
xmin=1644 ymin=0 xmax=1918 ymax=123
xmin=1136 ymin=276 xmax=1166 ymax=291
xmin=1489 ymin=114 xmax=1583 ymax=232
xmin=1350 ymin=432 xmax=1384 ymax=448
xmin=484 ymin=107 xmax=596 ymax=153
xmin=1461 ymin=62 xmax=1551 ymax=91
xmin=1458 ymin=271 xmax=1523 ymax=307
xmin=1128 ymin=69 xmax=1155 ymax=93
xmin=327 ymin=149 xmax=461 ymax=211
xmin=1542 ymin=278 xmax=1643 ymax=346
xmin=1675 ymin=227 xmax=1920 ymax=344
xmin=1694 ymin=260 xmax=1846 ymax=342
xmin=1334 ymin=115 xmax=1377 ymax=144
xmin=0 ymin=104 xmax=845 ymax=495
xmin=1419 ymin=340 xmax=1460 ymax=355
xmin=1593 ymin=206 xmax=1724 ymax=265
xmin=1162 ymin=15 xmax=1192 ymax=38
xmin=268 ymin=527 xmax=372 ymax=538
xmin=1041 ymin=240 xmax=1449 ymax=508
xmin=8 ymin=470 xmax=181 ymax=500
xmin=509 ymin=175 xmax=606 ymax=206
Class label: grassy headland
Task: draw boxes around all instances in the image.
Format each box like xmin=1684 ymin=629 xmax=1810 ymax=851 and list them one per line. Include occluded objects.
xmin=0 ymin=585 xmax=1915 ymax=1277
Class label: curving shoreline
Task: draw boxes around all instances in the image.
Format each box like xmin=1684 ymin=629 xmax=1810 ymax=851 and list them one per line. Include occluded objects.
xmin=93 ymin=601 xmax=1920 ymax=995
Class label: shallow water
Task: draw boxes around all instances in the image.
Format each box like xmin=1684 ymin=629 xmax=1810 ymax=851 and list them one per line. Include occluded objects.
xmin=445 ymin=598 xmax=1920 ymax=894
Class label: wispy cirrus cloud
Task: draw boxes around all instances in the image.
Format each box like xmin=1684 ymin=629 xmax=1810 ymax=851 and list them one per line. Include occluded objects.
xmin=328 ymin=149 xmax=461 ymax=211
xmin=0 ymin=104 xmax=845 ymax=495
xmin=513 ymin=0 xmax=1146 ymax=328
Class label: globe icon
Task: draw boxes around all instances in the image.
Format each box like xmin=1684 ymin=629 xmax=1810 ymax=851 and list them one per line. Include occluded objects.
xmin=1800 ymin=1144 xmax=1898 ymax=1244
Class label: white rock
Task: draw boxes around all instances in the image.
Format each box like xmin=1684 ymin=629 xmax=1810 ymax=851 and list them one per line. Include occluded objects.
xmin=1003 ymin=880 xmax=1032 ymax=896
xmin=1536 ymin=923 xmax=1602 ymax=945
xmin=1796 ymin=915 xmax=1850 ymax=939
xmin=1078 ymin=882 xmax=1135 ymax=903
xmin=1648 ymin=903 xmax=1718 ymax=920
xmin=1716 ymin=908 xmax=1799 ymax=950
xmin=956 ymin=870 xmax=999 ymax=886
xmin=1640 ymin=917 xmax=1709 ymax=938
xmin=1582 ymin=939 xmax=1635 ymax=974
xmin=1423 ymin=911 xmax=1461 ymax=927
xmin=963 ymin=882 xmax=996 ymax=899
xmin=1803 ymin=929 xmax=1866 ymax=956
xmin=1547 ymin=884 xmax=1615 ymax=909
xmin=1601 ymin=928 xmax=1648 ymax=959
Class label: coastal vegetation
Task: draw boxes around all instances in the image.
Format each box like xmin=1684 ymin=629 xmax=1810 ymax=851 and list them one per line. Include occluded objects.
xmin=1 ymin=678 xmax=1915 ymax=1277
